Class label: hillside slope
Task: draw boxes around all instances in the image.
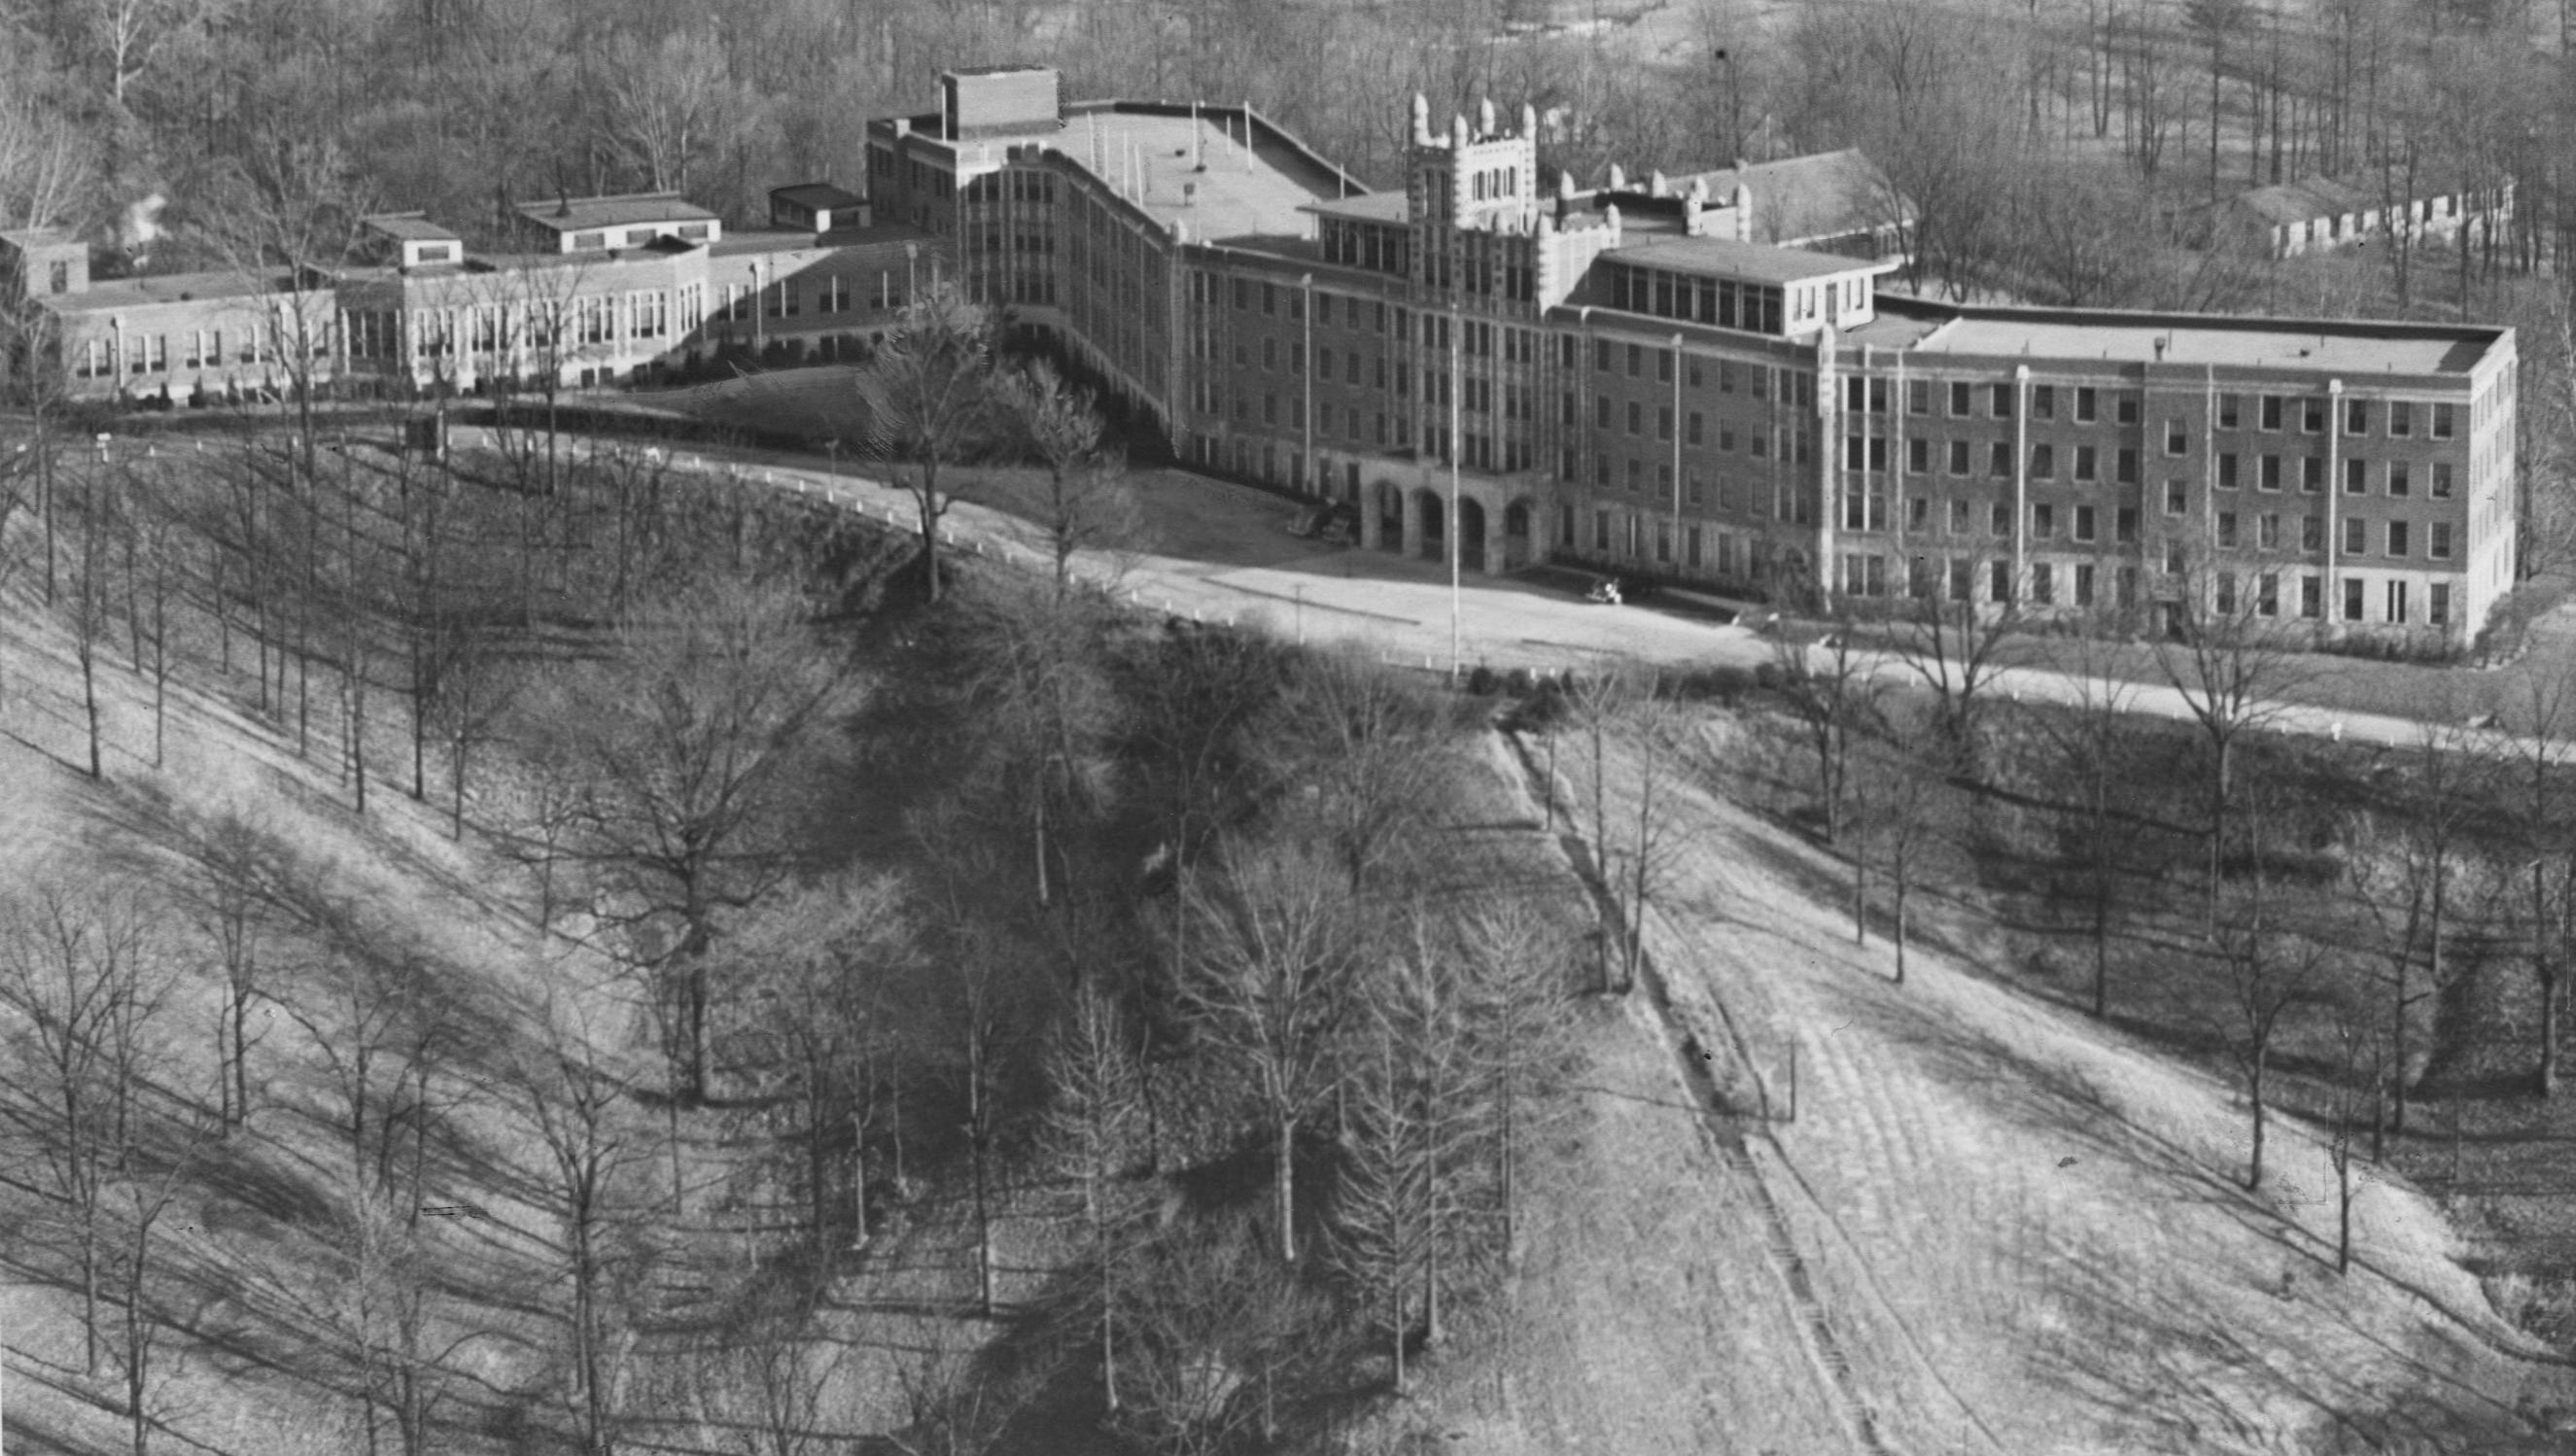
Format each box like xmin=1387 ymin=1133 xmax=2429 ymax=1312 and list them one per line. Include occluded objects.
xmin=1390 ymin=716 xmax=2576 ymax=1455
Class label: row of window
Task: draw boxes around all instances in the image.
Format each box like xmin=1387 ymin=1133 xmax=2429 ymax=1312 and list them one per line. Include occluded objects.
xmin=1887 ymin=377 xmax=2461 ymax=440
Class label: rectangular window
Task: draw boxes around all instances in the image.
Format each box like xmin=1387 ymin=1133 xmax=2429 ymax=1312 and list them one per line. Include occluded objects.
xmin=2388 ymin=462 xmax=2411 ymax=497
xmin=2219 ymin=394 xmax=2241 ymax=430
xmin=2258 ymin=572 xmax=2280 ymax=617
xmin=2433 ymin=402 xmax=2455 ymax=439
xmin=2117 ymin=398 xmax=2139 ymax=425
xmin=1658 ymin=405 xmax=1674 ymax=440
xmin=2215 ymin=572 xmax=2236 ymax=615
xmin=2032 ymin=443 xmax=2055 ymax=479
xmin=2034 ymin=503 xmax=2055 ymax=539
xmin=2117 ymin=448 xmax=2137 ymax=483
xmin=2386 ymin=580 xmax=2410 ymax=623
xmin=2345 ymin=517 xmax=2367 ymax=555
xmin=1949 ymin=381 xmax=1971 ymax=417
xmin=1626 ymin=343 xmax=1642 ymax=377
xmin=1948 ymin=440 xmax=1970 ymax=476
xmin=1990 ymin=442 xmax=2012 ymax=478
xmin=2261 ymin=395 xmax=2283 ymax=431
xmin=2074 ymin=503 xmax=2097 ymax=541
xmin=2347 ymin=399 xmax=2369 ymax=435
xmin=2431 ymin=583 xmax=2452 ymax=626
xmin=2303 ymin=514 xmax=2323 ymax=552
xmin=2166 ymin=481 xmax=2188 ymax=515
xmin=2389 ymin=400 xmax=2414 ymax=437
xmin=2116 ymin=506 xmax=2139 ymax=543
xmin=2032 ymin=563 xmax=2054 ymax=607
xmin=2432 ymin=463 xmax=2454 ymax=498
xmin=2218 ymin=511 xmax=2241 ymax=548
xmin=2075 ymin=563 xmax=2095 ymax=607
xmin=2220 ymin=454 xmax=2241 ymax=489
xmin=2075 ymin=445 xmax=2098 ymax=481
xmin=1626 ymin=400 xmax=1642 ymax=435
xmin=2303 ymin=575 xmax=2322 ymax=618
xmin=1908 ymin=380 xmax=1930 ymax=415
xmin=1991 ymin=383 xmax=2013 ymax=418
xmin=2344 ymin=458 xmax=2367 ymax=494
xmin=1950 ymin=499 xmax=1972 ymax=535
xmin=2034 ymin=385 xmax=2056 ymax=420
xmin=2301 ymin=457 xmax=2323 ymax=492
xmin=2431 ymin=522 xmax=2454 ymax=559
xmin=1593 ymin=509 xmax=1611 ymax=551
xmin=1991 ymin=502 xmax=2011 ymax=537
xmin=2388 ymin=521 xmax=2410 ymax=557
xmin=2076 ymin=387 xmax=2098 ymax=423
xmin=1908 ymin=437 xmax=1929 ymax=473
xmin=2303 ymin=399 xmax=2325 ymax=433
xmin=1990 ymin=560 xmax=2012 ymax=605
xmin=2166 ymin=421 xmax=2189 ymax=456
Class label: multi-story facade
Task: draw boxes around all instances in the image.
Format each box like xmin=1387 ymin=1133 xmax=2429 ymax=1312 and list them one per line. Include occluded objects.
xmin=865 ymin=65 xmax=2516 ymax=647
xmin=0 ymin=187 xmax=937 ymax=404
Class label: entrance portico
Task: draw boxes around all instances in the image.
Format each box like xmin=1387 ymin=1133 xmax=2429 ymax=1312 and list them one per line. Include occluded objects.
xmin=1355 ymin=457 xmax=1544 ymax=574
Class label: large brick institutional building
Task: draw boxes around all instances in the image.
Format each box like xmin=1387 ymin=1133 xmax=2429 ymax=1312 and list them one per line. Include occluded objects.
xmin=0 ymin=64 xmax=2521 ymax=645
xmin=865 ymin=67 xmax=2517 ymax=647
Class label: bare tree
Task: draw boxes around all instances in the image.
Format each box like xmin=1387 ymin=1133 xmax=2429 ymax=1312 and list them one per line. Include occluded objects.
xmin=1775 ymin=622 xmax=1884 ymax=846
xmin=856 ymin=282 xmax=1001 ymax=606
xmin=1845 ymin=700 xmax=1955 ymax=984
xmin=1041 ymin=975 xmax=1144 ymax=1413
xmin=1110 ymin=1228 xmax=1326 ymax=1456
xmin=2152 ymin=555 xmax=2308 ymax=928
xmin=2040 ymin=629 xmax=2149 ymax=1019
xmin=0 ymin=877 xmax=169 ymax=1373
xmin=1332 ymin=913 xmax=1486 ymax=1391
xmin=2348 ymin=717 xmax=2488 ymax=1140
xmin=2502 ymin=665 xmax=2575 ymax=1096
xmin=1888 ymin=550 xmax=2020 ymax=769
xmin=1182 ymin=838 xmax=1363 ymax=1264
xmin=535 ymin=575 xmax=851 ymax=1103
xmin=516 ymin=990 xmax=662 ymax=1456
xmin=1456 ymin=895 xmax=1573 ymax=1265
xmin=995 ymin=359 xmax=1140 ymax=596
xmin=1264 ymin=649 xmax=1447 ymax=898
xmin=2208 ymin=796 xmax=2328 ymax=1194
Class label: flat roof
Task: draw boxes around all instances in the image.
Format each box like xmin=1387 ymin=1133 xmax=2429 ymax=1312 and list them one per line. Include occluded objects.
xmin=46 ymin=266 xmax=299 ymax=310
xmin=1305 ymin=192 xmax=1407 ymax=224
xmin=1606 ymin=234 xmax=1892 ymax=285
xmin=516 ymin=193 xmax=719 ymax=232
xmin=1907 ymin=306 xmax=2503 ymax=375
xmin=363 ymin=213 xmax=461 ymax=242
xmin=1052 ymin=111 xmax=1342 ymax=241
xmin=773 ymin=183 xmax=867 ymax=211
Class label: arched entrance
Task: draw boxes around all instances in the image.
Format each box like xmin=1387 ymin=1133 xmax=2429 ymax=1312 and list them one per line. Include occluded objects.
xmin=1375 ymin=481 xmax=1404 ymax=553
xmin=1413 ymin=489 xmax=1445 ymax=561
xmin=1457 ymin=497 xmax=1488 ymax=572
xmin=1502 ymin=500 xmax=1534 ymax=570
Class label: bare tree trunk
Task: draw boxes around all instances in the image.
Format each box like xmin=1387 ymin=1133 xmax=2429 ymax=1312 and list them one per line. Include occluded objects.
xmin=1274 ymin=1115 xmax=1297 ymax=1263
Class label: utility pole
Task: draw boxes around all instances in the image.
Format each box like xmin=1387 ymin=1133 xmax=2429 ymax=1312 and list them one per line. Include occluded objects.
xmin=1669 ymin=331 xmax=1686 ymax=575
xmin=1716 ymin=46 xmax=1743 ymax=162
xmin=1302 ymin=272 xmax=1316 ymax=498
xmin=1449 ymin=303 xmax=1463 ymax=679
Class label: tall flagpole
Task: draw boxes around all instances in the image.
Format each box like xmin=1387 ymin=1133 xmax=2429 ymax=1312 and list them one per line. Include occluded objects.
xmin=1449 ymin=303 xmax=1463 ymax=679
